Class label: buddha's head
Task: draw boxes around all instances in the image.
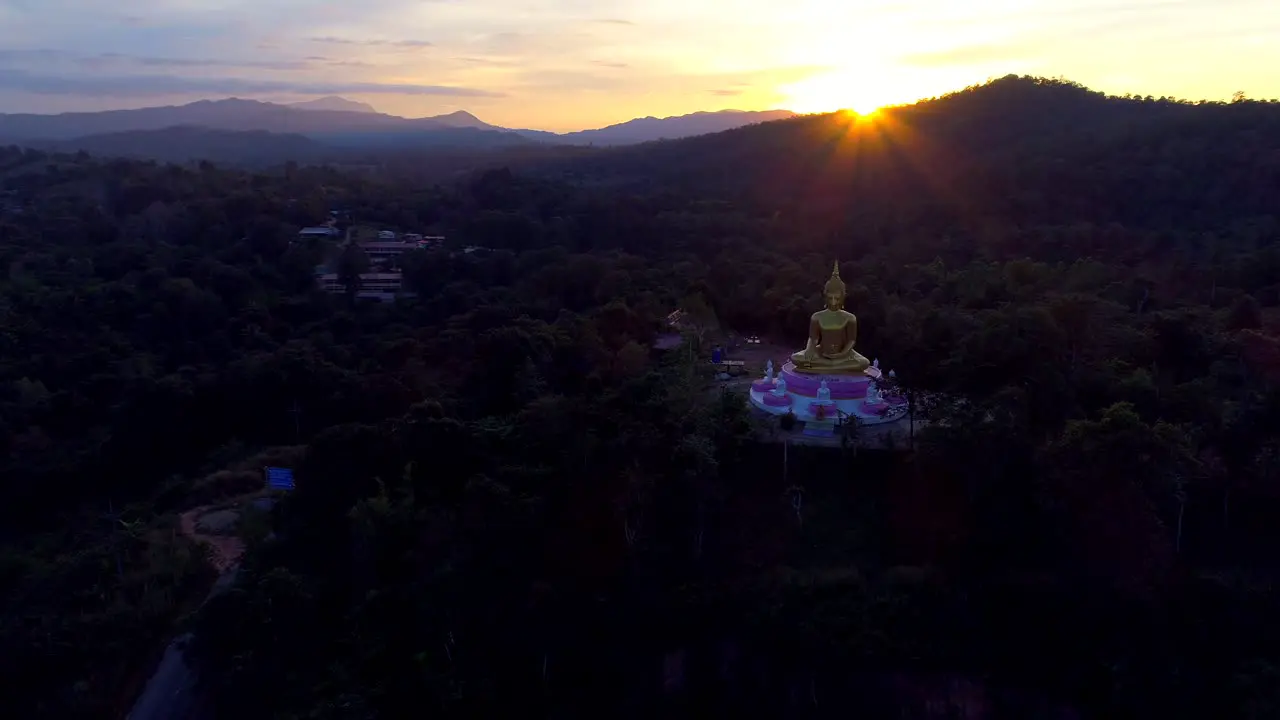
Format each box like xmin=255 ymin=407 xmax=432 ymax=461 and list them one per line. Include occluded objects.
xmin=823 ymin=261 xmax=846 ymax=311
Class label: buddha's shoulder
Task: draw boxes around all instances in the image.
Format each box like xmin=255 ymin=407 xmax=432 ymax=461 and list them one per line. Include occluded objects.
xmin=812 ymin=309 xmax=856 ymax=322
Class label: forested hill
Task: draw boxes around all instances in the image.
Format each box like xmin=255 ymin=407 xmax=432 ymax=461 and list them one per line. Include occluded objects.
xmin=548 ymin=75 xmax=1280 ymax=233
xmin=23 ymin=126 xmax=330 ymax=166
xmin=3 ymin=75 xmax=1280 ymax=719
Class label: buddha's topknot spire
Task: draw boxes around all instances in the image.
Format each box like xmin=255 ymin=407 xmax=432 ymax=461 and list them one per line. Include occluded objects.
xmin=823 ymin=260 xmax=845 ymax=296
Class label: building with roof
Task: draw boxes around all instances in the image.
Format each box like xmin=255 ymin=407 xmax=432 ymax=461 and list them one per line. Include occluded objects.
xmin=357 ymin=234 xmax=445 ymax=267
xmin=298 ymin=226 xmax=339 ymax=239
xmin=361 ymin=241 xmax=413 ymax=263
xmin=315 ymin=271 xmax=409 ymax=301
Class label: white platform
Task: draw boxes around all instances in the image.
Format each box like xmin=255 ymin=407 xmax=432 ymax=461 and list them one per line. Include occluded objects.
xmin=748 ymin=372 xmax=908 ymax=426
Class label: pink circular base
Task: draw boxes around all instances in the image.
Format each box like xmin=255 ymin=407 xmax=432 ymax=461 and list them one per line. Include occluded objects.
xmin=779 ymin=362 xmax=875 ymax=398
xmin=749 ymin=388 xmax=908 ymax=426
xmin=751 ymin=379 xmax=776 ymax=393
xmin=762 ymin=392 xmax=792 ymax=407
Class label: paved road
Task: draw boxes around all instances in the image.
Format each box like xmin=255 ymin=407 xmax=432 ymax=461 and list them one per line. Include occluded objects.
xmin=128 ymin=568 xmax=240 ymax=720
xmin=128 ymin=633 xmax=199 ymax=720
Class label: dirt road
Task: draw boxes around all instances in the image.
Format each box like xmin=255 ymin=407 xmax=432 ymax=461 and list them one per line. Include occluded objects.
xmin=128 ymin=502 xmax=263 ymax=720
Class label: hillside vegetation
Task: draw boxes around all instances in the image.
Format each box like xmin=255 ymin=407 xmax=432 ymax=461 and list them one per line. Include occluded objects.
xmin=2 ymin=76 xmax=1280 ymax=718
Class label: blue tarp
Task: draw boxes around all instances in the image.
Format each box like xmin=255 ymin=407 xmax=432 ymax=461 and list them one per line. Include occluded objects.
xmin=265 ymin=467 xmax=295 ymax=491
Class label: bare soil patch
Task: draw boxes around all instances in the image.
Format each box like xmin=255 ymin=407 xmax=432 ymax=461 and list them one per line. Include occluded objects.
xmin=180 ymin=507 xmax=245 ymax=574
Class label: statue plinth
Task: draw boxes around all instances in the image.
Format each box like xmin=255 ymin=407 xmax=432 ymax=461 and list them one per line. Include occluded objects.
xmin=777 ymin=363 xmax=876 ymax=398
xmin=761 ymin=392 xmax=793 ymax=408
xmin=749 ymin=366 xmax=906 ymax=424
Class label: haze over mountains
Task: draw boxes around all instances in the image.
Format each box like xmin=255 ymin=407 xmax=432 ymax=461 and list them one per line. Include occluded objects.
xmin=525 ymin=109 xmax=796 ymax=146
xmin=0 ymin=96 xmax=797 ymax=163
xmin=289 ymin=96 xmax=378 ymax=114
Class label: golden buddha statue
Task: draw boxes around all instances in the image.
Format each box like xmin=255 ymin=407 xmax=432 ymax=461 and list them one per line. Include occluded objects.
xmin=790 ymin=262 xmax=871 ymax=375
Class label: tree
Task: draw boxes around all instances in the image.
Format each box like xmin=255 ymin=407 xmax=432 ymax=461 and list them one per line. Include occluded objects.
xmin=335 ymin=243 xmax=369 ymax=299
xmin=1228 ymin=294 xmax=1263 ymax=330
xmin=1040 ymin=403 xmax=1202 ymax=593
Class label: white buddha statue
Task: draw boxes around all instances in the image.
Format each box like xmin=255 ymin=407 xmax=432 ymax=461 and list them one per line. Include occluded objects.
xmin=816 ymin=379 xmax=832 ymax=404
xmin=772 ymin=375 xmax=787 ymax=396
xmin=865 ymin=380 xmax=882 ymax=405
xmin=765 ymin=359 xmax=774 ymax=381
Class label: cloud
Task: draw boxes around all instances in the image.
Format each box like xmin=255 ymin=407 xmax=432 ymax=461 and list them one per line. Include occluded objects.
xmin=594 ymin=19 xmax=634 ymax=25
xmin=0 ymin=48 xmax=382 ymax=74
xmin=0 ymin=68 xmax=502 ymax=98
xmin=453 ymin=56 xmax=518 ymax=67
xmin=711 ymin=89 xmax=742 ymax=96
xmin=0 ymin=49 xmax=319 ymax=72
xmin=470 ymin=31 xmax=594 ymax=56
xmin=85 ymin=53 xmax=311 ymax=71
xmin=0 ymin=49 xmax=62 ymax=64
xmin=592 ymin=61 xmax=628 ymax=68
xmin=898 ymin=42 xmax=1031 ymax=68
xmin=301 ymin=54 xmax=376 ymax=67
xmin=505 ymin=63 xmax=830 ymax=99
xmin=309 ymin=36 xmax=433 ymax=48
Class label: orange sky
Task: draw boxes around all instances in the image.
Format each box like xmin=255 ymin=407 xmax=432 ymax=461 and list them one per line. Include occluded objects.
xmin=0 ymin=0 xmax=1277 ymax=131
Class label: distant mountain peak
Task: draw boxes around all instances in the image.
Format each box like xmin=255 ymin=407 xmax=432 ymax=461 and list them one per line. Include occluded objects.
xmin=535 ymin=108 xmax=796 ymax=146
xmin=423 ymin=110 xmax=494 ymax=129
xmin=289 ymin=96 xmax=378 ymax=114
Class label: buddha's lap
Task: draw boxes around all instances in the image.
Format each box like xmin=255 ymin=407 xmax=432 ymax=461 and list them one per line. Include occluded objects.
xmin=791 ymin=351 xmax=869 ymax=363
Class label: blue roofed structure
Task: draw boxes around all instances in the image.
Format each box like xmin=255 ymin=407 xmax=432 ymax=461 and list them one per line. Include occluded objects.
xmin=265 ymin=467 xmax=295 ymax=491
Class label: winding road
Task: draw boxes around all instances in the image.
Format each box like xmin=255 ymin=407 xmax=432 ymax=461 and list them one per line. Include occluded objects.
xmin=127 ymin=568 xmax=239 ymax=720
xmin=128 ymin=502 xmax=263 ymax=720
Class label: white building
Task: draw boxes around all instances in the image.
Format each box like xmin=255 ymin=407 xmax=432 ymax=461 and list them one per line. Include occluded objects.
xmin=358 ymin=234 xmax=445 ymax=264
xmin=315 ymin=271 xmax=406 ymax=300
xmin=360 ymin=241 xmax=412 ymax=262
xmin=298 ymin=226 xmax=339 ymax=239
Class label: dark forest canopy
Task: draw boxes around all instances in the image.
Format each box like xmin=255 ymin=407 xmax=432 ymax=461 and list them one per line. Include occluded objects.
xmin=2 ymin=75 xmax=1280 ymax=718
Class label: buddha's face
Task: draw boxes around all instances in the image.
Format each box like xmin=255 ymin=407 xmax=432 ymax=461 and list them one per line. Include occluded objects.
xmin=825 ymin=291 xmax=844 ymax=311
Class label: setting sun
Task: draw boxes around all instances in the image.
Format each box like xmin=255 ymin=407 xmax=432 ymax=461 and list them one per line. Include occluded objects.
xmin=780 ymin=70 xmax=897 ymax=116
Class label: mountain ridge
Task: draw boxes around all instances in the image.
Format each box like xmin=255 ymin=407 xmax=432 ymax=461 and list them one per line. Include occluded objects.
xmin=522 ymin=109 xmax=796 ymax=145
xmin=0 ymin=97 xmax=797 ymax=148
xmin=0 ymin=98 xmax=417 ymax=141
xmin=537 ymin=75 xmax=1280 ymax=212
xmin=289 ymin=96 xmax=378 ymax=114
xmin=22 ymin=125 xmax=329 ymax=166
